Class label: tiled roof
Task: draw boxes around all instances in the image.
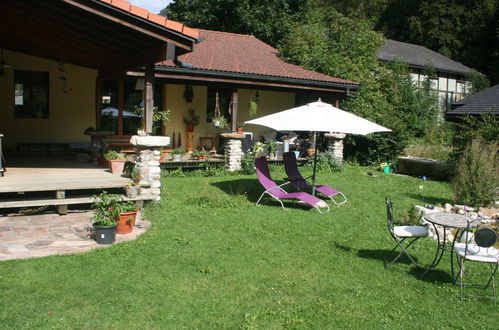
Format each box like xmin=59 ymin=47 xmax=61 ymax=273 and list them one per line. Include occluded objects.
xmin=447 ymin=84 xmax=499 ymax=115
xmin=158 ymin=29 xmax=357 ymax=86
xmin=99 ymin=0 xmax=199 ymax=39
xmin=377 ymin=39 xmax=472 ymax=75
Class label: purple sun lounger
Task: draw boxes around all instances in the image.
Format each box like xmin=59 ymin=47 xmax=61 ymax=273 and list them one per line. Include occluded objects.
xmin=255 ymin=156 xmax=329 ymax=214
xmin=283 ymin=152 xmax=347 ymax=206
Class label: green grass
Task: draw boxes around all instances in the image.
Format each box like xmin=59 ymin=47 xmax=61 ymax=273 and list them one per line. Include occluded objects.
xmin=1 ymin=166 xmax=497 ymax=329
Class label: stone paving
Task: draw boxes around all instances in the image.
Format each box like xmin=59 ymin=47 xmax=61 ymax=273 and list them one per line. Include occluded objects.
xmin=0 ymin=211 xmax=151 ymax=261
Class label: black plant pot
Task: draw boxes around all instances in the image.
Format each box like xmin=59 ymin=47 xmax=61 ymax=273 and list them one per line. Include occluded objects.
xmin=93 ymin=224 xmax=117 ymax=244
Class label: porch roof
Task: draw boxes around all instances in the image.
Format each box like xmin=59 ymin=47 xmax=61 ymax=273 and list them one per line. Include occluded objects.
xmin=0 ymin=0 xmax=199 ymax=76
xmin=154 ymin=29 xmax=359 ymax=93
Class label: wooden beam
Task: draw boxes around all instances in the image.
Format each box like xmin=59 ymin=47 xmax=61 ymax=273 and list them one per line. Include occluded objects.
xmin=61 ymin=0 xmax=193 ymax=51
xmin=231 ymin=91 xmax=238 ymax=133
xmin=98 ymin=44 xmax=169 ymax=78
xmin=144 ymin=62 xmax=155 ymax=133
xmin=95 ymin=78 xmax=102 ymax=128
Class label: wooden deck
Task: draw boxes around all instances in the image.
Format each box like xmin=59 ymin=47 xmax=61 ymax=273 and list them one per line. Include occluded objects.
xmin=0 ymin=157 xmax=131 ymax=193
xmin=0 ymin=156 xmax=148 ymax=213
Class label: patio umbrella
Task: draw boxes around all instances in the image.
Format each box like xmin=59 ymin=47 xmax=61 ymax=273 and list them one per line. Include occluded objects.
xmin=245 ymin=99 xmax=391 ymax=192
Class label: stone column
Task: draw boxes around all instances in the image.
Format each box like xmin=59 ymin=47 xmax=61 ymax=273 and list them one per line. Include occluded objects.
xmin=130 ymin=136 xmax=170 ymax=201
xmin=221 ymin=133 xmax=245 ymax=172
xmin=325 ymin=133 xmax=346 ymax=160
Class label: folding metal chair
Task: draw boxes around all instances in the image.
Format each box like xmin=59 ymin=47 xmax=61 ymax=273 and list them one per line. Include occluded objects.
xmin=454 ymin=220 xmax=499 ymax=303
xmin=385 ymin=197 xmax=428 ymax=269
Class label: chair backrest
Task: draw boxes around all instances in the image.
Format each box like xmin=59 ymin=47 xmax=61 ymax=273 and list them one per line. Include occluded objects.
xmin=255 ymin=156 xmax=278 ymax=191
xmin=463 ymin=220 xmax=498 ymax=257
xmin=283 ymin=152 xmax=303 ymax=181
xmin=385 ymin=197 xmax=395 ymax=234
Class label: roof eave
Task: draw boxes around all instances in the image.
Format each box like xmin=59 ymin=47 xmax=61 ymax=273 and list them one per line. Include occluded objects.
xmin=153 ymin=66 xmax=360 ymax=91
xmin=377 ymin=58 xmax=470 ymax=76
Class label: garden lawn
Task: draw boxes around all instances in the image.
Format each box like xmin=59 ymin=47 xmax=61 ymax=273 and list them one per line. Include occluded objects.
xmin=0 ymin=166 xmax=497 ymax=329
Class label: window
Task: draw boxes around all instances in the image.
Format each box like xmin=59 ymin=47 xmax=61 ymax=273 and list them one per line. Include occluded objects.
xmin=14 ymin=70 xmax=49 ymax=119
xmin=207 ymin=87 xmax=232 ymax=122
xmin=100 ymin=79 xmax=162 ymax=136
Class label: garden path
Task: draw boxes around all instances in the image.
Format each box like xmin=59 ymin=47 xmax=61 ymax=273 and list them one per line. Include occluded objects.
xmin=0 ymin=211 xmax=150 ymax=261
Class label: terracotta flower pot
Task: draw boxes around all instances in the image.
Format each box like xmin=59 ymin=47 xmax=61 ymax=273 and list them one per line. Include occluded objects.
xmin=236 ymin=128 xmax=244 ymax=134
xmin=306 ymin=148 xmax=315 ymax=157
xmin=115 ymin=211 xmax=137 ymax=234
xmin=108 ymin=159 xmax=125 ymax=174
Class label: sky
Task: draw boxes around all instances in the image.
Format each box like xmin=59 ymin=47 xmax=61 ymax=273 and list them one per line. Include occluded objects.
xmin=128 ymin=0 xmax=173 ymax=14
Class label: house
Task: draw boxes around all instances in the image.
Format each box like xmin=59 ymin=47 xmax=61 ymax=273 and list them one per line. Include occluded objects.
xmin=446 ymin=84 xmax=499 ymax=118
xmin=0 ymin=0 xmax=357 ymax=208
xmin=377 ymin=39 xmax=473 ymax=112
xmin=125 ymin=29 xmax=359 ymax=151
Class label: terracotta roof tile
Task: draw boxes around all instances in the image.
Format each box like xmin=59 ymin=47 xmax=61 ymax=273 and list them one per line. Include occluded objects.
xmin=110 ymin=0 xmax=130 ymax=11
xmin=98 ymin=0 xmax=199 ymax=39
xmin=160 ymin=30 xmax=356 ymax=85
xmin=129 ymin=5 xmax=148 ymax=19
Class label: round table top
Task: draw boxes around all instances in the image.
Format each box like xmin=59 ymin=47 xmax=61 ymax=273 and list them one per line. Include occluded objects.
xmin=423 ymin=212 xmax=477 ymax=229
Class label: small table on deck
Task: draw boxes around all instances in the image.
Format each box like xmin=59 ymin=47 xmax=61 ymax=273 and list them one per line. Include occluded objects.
xmin=422 ymin=212 xmax=479 ymax=279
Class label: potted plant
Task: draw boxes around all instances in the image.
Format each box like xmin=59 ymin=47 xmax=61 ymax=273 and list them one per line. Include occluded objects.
xmin=91 ymin=191 xmax=119 ymax=244
xmin=236 ymin=122 xmax=245 ymax=134
xmin=114 ymin=200 xmax=139 ymax=234
xmin=124 ymin=167 xmax=140 ymax=198
xmin=191 ymin=150 xmax=210 ymax=160
xmin=183 ymin=108 xmax=200 ymax=132
xmin=171 ymin=148 xmax=186 ymax=161
xmin=133 ymin=106 xmax=171 ymax=135
xmin=104 ymin=149 xmax=126 ymax=174
xmin=212 ymin=115 xmax=228 ymax=129
xmin=267 ymin=141 xmax=278 ymax=159
xmin=159 ymin=147 xmax=172 ymax=161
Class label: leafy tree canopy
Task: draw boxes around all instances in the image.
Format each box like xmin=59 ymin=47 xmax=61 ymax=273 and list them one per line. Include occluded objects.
xmin=162 ymin=0 xmax=307 ymax=46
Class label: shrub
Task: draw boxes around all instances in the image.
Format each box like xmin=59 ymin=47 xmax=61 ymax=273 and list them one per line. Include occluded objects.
xmin=452 ymin=137 xmax=499 ymax=208
xmin=306 ymin=151 xmax=343 ymax=172
xmin=400 ymin=205 xmax=423 ymax=226
xmin=240 ymin=152 xmax=256 ymax=175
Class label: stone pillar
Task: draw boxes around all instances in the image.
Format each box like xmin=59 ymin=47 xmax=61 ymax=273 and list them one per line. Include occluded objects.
xmin=325 ymin=133 xmax=346 ymax=160
xmin=130 ymin=136 xmax=170 ymax=201
xmin=221 ymin=133 xmax=245 ymax=172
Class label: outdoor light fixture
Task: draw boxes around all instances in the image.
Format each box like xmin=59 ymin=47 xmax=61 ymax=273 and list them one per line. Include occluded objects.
xmin=0 ymin=48 xmax=11 ymax=76
xmin=135 ymin=78 xmax=145 ymax=90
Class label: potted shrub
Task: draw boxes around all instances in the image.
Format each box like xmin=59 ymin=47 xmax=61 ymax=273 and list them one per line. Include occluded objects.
xmin=104 ymin=149 xmax=126 ymax=174
xmin=114 ymin=200 xmax=139 ymax=234
xmin=91 ymin=191 xmax=119 ymax=244
xmin=191 ymin=150 xmax=210 ymax=160
xmin=159 ymin=148 xmax=172 ymax=161
xmin=236 ymin=122 xmax=245 ymax=134
xmin=212 ymin=115 xmax=228 ymax=129
xmin=171 ymin=148 xmax=186 ymax=161
xmin=267 ymin=141 xmax=278 ymax=159
xmin=183 ymin=108 xmax=200 ymax=132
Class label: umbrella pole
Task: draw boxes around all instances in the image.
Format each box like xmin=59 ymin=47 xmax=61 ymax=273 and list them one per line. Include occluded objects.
xmin=312 ymin=132 xmax=318 ymax=196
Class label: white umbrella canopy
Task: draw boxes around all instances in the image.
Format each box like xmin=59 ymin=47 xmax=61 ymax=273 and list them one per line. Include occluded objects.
xmin=245 ymin=99 xmax=391 ymax=135
xmin=245 ymin=99 xmax=391 ymax=195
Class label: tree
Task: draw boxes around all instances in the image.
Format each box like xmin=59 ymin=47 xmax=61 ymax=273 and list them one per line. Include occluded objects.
xmin=162 ymin=0 xmax=307 ymax=46
xmin=281 ymin=9 xmax=440 ymax=164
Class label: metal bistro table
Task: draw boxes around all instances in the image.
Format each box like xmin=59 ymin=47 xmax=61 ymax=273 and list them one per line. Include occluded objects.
xmin=422 ymin=212 xmax=479 ymax=280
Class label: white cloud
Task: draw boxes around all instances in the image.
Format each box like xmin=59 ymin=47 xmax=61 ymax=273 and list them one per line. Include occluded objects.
xmin=128 ymin=0 xmax=172 ymax=14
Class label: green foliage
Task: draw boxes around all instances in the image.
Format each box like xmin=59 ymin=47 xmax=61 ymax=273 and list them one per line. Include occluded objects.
xmin=91 ymin=191 xmax=122 ymax=226
xmin=103 ymin=149 xmax=125 ymax=161
xmin=305 ymin=151 xmax=344 ymax=172
xmin=400 ymin=205 xmax=423 ymax=225
xmin=133 ymin=106 xmax=171 ymax=125
xmin=183 ymin=108 xmax=200 ymax=127
xmin=451 ymin=114 xmax=499 ymax=159
xmin=240 ymin=151 xmax=256 ymax=174
xmin=171 ymin=149 xmax=186 ymax=156
xmin=266 ymin=141 xmax=278 ymax=153
xmin=464 ymin=70 xmax=491 ymax=96
xmin=452 ymin=137 xmax=499 ymax=208
xmin=163 ymin=0 xmax=307 ymax=46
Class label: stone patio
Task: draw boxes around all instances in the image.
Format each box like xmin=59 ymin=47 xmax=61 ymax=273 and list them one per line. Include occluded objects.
xmin=0 ymin=211 xmax=151 ymax=261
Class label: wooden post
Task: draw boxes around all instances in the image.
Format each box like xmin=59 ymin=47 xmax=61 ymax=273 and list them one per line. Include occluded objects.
xmin=95 ymin=78 xmax=102 ymax=129
xmin=55 ymin=190 xmax=67 ymax=215
xmin=231 ymin=90 xmax=238 ymax=133
xmin=144 ymin=62 xmax=155 ymax=133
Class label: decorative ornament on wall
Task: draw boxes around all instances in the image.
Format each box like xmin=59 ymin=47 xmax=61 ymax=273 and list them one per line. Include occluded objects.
xmin=183 ymin=85 xmax=194 ymax=103
xmin=54 ymin=56 xmax=73 ymax=98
